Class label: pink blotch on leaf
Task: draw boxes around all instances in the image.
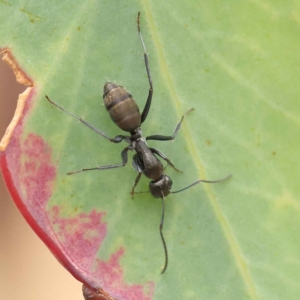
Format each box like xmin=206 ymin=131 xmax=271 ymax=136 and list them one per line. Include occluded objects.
xmin=1 ymin=87 xmax=155 ymax=299
xmin=22 ymin=133 xmax=56 ymax=207
xmin=50 ymin=206 xmax=154 ymax=300
xmin=50 ymin=206 xmax=107 ymax=272
xmin=95 ymin=248 xmax=154 ymax=300
xmin=5 ymin=131 xmax=57 ymax=230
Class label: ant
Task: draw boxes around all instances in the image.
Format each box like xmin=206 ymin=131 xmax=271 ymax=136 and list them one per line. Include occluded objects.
xmin=46 ymin=12 xmax=231 ymax=274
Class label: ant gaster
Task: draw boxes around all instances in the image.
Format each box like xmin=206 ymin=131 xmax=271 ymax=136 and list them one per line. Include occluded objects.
xmin=46 ymin=12 xmax=231 ymax=274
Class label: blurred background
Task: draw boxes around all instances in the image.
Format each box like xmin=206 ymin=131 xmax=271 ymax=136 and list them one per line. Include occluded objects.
xmin=0 ymin=58 xmax=83 ymax=300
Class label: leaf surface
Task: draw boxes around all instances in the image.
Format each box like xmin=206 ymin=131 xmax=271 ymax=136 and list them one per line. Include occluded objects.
xmin=1 ymin=1 xmax=299 ymax=299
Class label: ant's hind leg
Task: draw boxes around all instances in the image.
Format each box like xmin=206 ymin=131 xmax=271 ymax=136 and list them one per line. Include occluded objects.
xmin=45 ymin=96 xmax=126 ymax=143
xmin=137 ymin=12 xmax=153 ymax=124
xmin=146 ymin=108 xmax=194 ymax=142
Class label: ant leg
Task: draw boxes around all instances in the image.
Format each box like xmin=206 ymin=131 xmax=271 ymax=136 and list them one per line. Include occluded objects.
xmin=137 ymin=12 xmax=153 ymax=124
xmin=146 ymin=108 xmax=194 ymax=142
xmin=131 ymin=172 xmax=142 ymax=199
xmin=131 ymin=154 xmax=144 ymax=198
xmin=67 ymin=147 xmax=130 ymax=175
xmin=150 ymin=148 xmax=182 ymax=172
xmin=46 ymin=96 xmax=126 ymax=143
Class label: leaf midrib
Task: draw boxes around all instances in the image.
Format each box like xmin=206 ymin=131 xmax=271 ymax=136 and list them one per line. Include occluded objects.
xmin=142 ymin=2 xmax=258 ymax=299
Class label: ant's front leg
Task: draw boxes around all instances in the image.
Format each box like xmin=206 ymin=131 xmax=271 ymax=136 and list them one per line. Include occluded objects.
xmin=131 ymin=154 xmax=143 ymax=198
xmin=150 ymin=148 xmax=182 ymax=173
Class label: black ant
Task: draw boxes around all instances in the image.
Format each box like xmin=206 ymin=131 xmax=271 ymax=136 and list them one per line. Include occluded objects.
xmin=46 ymin=12 xmax=231 ymax=274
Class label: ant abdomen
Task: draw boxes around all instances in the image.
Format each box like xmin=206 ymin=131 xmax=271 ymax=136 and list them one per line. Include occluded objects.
xmin=103 ymin=82 xmax=141 ymax=132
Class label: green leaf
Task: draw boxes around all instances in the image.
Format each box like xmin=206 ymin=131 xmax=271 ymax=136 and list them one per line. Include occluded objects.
xmin=1 ymin=1 xmax=300 ymax=299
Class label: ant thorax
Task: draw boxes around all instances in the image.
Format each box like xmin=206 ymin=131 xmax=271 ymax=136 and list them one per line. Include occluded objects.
xmin=136 ymin=127 xmax=144 ymax=140
xmin=130 ymin=127 xmax=144 ymax=143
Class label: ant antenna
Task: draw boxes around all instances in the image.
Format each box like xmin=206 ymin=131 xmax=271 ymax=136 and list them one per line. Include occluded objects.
xmin=171 ymin=174 xmax=232 ymax=194
xmin=160 ymin=192 xmax=168 ymax=274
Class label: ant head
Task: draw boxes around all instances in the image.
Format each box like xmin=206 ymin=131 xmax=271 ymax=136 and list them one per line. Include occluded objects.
xmin=149 ymin=175 xmax=173 ymax=198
